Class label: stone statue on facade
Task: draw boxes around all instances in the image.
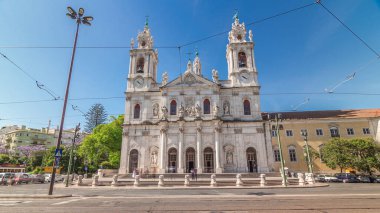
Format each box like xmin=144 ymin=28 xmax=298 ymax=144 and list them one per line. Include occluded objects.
xmin=249 ymin=30 xmax=253 ymax=42
xmin=130 ymin=38 xmax=134 ymax=49
xmin=223 ymin=102 xmax=230 ymax=115
xmin=195 ymin=104 xmax=201 ymax=118
xmin=162 ymin=72 xmax=168 ymax=86
xmin=178 ymin=103 xmax=185 ymax=118
xmin=150 ymin=151 xmax=158 ymax=165
xmin=213 ymin=105 xmax=220 ymax=117
xmin=161 ymin=106 xmax=168 ymax=120
xmin=226 ymin=151 xmax=233 ymax=164
xmin=212 ymin=69 xmax=219 ymax=83
xmin=153 ymin=104 xmax=159 ymax=117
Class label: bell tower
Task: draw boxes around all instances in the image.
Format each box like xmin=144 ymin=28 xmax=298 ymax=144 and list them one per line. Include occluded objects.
xmin=226 ymin=13 xmax=258 ymax=87
xmin=127 ymin=19 xmax=158 ymax=91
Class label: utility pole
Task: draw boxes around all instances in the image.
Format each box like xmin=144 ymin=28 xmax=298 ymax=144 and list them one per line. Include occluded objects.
xmin=65 ymin=123 xmax=80 ymax=187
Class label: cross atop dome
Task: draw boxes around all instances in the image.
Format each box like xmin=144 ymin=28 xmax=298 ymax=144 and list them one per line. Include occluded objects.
xmin=137 ymin=18 xmax=154 ymax=49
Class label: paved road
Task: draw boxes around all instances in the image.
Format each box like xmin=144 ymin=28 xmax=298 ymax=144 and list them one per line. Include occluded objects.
xmin=0 ymin=183 xmax=379 ymax=212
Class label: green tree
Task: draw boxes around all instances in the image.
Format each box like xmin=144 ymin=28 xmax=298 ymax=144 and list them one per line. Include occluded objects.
xmin=320 ymin=138 xmax=354 ymax=173
xmin=84 ymin=103 xmax=108 ymax=133
xmin=78 ymin=115 xmax=123 ymax=170
xmin=0 ymin=154 xmax=10 ymax=164
xmin=350 ymin=138 xmax=380 ymax=176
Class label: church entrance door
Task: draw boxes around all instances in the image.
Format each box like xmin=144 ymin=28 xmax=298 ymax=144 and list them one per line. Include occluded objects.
xmin=246 ymin=147 xmax=257 ymax=173
xmin=186 ymin=147 xmax=195 ymax=173
xmin=168 ymin=148 xmax=177 ymax=173
xmin=129 ymin=149 xmax=139 ymax=173
xmin=204 ymin=147 xmax=214 ymax=173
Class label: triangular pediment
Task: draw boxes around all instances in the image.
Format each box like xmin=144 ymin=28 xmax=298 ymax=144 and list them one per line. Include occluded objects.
xmin=162 ymin=71 xmax=217 ymax=88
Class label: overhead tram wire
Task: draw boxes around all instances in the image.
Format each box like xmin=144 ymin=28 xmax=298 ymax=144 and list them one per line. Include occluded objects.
xmin=0 ymin=51 xmax=60 ymax=100
xmin=317 ymin=0 xmax=380 ymax=58
xmin=0 ymin=2 xmax=317 ymax=50
xmin=178 ymin=2 xmax=317 ymax=48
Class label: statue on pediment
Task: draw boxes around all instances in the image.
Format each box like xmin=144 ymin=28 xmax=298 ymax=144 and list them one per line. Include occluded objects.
xmin=212 ymin=69 xmax=219 ymax=84
xmin=162 ymin=72 xmax=168 ymax=86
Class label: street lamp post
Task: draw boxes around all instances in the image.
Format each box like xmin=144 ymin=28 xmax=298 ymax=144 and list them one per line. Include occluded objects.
xmin=268 ymin=113 xmax=287 ymax=186
xmin=48 ymin=7 xmax=93 ymax=195
xmin=301 ymin=130 xmax=313 ymax=174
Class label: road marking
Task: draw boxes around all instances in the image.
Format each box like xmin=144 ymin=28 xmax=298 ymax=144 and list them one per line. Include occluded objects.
xmin=51 ymin=198 xmax=87 ymax=206
xmin=0 ymin=200 xmax=31 ymax=206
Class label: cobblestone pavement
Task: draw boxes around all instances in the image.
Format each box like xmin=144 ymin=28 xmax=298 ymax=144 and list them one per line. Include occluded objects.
xmin=0 ymin=183 xmax=379 ymax=212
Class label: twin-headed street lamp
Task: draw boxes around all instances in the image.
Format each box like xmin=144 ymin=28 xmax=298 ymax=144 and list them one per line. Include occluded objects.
xmin=48 ymin=7 xmax=93 ymax=195
xmin=301 ymin=129 xmax=313 ymax=174
xmin=268 ymin=113 xmax=287 ymax=187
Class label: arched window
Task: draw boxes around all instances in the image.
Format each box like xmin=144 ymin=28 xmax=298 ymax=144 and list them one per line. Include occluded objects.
xmin=238 ymin=52 xmax=247 ymax=68
xmin=288 ymin=145 xmax=297 ymax=162
xmin=203 ymin=99 xmax=210 ymax=114
xmin=243 ymin=100 xmax=251 ymax=115
xmin=136 ymin=57 xmax=144 ymax=73
xmin=134 ymin=104 xmax=140 ymax=119
xmin=170 ymin=100 xmax=177 ymax=115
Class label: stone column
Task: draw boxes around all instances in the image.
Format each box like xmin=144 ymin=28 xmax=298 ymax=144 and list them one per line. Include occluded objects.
xmin=214 ymin=121 xmax=222 ymax=173
xmin=119 ymin=128 xmax=129 ymax=174
xmin=178 ymin=123 xmax=184 ymax=173
xmin=159 ymin=123 xmax=168 ymax=173
xmin=196 ymin=123 xmax=202 ymax=173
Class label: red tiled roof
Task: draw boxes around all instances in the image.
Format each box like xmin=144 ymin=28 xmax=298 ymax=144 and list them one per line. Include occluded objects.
xmin=262 ymin=109 xmax=380 ymax=120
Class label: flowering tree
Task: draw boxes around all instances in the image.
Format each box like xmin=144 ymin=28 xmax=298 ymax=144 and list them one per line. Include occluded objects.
xmin=0 ymin=145 xmax=7 ymax=154
xmin=17 ymin=145 xmax=46 ymax=158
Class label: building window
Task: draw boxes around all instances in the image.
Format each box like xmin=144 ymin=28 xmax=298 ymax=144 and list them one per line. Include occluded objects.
xmin=346 ymin=128 xmax=354 ymax=135
xmin=316 ymin=129 xmax=323 ymax=136
xmin=243 ymin=100 xmax=251 ymax=115
xmin=286 ymin=130 xmax=293 ymax=137
xmin=134 ymin=104 xmax=140 ymax=119
xmin=203 ymin=99 xmax=210 ymax=114
xmin=271 ymin=130 xmax=277 ymax=137
xmin=238 ymin=52 xmax=247 ymax=68
xmin=363 ymin=128 xmax=370 ymax=135
xmin=170 ymin=100 xmax=177 ymax=115
xmin=274 ymin=150 xmax=280 ymax=162
xmin=330 ymin=127 xmax=339 ymax=137
xmin=288 ymin=146 xmax=297 ymax=162
xmin=136 ymin=57 xmax=144 ymax=73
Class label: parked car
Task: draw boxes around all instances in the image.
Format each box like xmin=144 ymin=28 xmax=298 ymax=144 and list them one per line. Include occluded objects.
xmin=335 ymin=173 xmax=359 ymax=183
xmin=357 ymin=176 xmax=371 ymax=183
xmin=14 ymin=173 xmax=32 ymax=184
xmin=31 ymin=174 xmax=45 ymax=183
xmin=316 ymin=174 xmax=338 ymax=182
xmin=44 ymin=174 xmax=64 ymax=182
xmin=0 ymin=172 xmax=15 ymax=185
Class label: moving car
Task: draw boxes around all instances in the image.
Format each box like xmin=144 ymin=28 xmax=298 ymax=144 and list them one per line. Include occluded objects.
xmin=315 ymin=174 xmax=338 ymax=182
xmin=14 ymin=173 xmax=32 ymax=184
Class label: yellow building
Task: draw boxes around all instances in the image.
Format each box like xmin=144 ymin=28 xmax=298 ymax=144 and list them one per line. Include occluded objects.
xmin=266 ymin=109 xmax=380 ymax=174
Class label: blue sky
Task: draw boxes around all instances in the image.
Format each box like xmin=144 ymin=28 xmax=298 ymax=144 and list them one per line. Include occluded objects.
xmin=0 ymin=0 xmax=380 ymax=129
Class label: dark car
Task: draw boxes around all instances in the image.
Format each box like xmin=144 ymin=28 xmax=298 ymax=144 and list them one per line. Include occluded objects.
xmin=335 ymin=173 xmax=359 ymax=183
xmin=31 ymin=174 xmax=45 ymax=183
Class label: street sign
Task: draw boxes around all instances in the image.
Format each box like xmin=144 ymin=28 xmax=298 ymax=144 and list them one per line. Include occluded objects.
xmin=55 ymin=149 xmax=63 ymax=157
xmin=54 ymin=156 xmax=61 ymax=169
xmin=84 ymin=166 xmax=88 ymax=171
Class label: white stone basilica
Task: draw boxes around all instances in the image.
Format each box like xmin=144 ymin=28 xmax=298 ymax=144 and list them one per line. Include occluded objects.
xmin=119 ymin=17 xmax=274 ymax=174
